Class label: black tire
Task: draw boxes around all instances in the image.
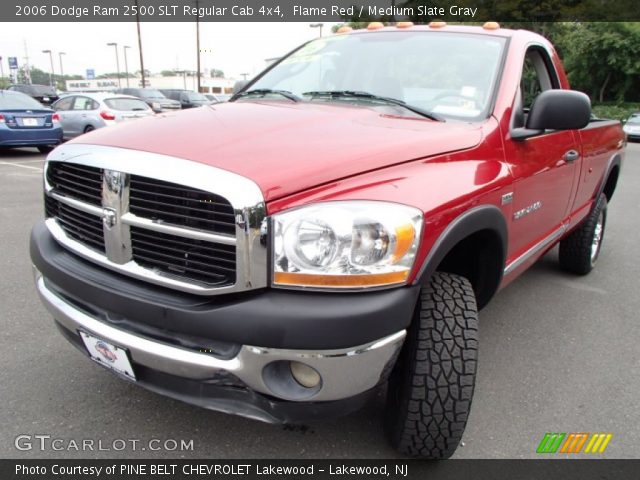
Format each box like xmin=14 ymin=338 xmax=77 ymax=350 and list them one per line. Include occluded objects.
xmin=559 ymin=193 xmax=607 ymax=275
xmin=385 ymin=272 xmax=478 ymax=459
xmin=37 ymin=146 xmax=54 ymax=154
xmin=84 ymin=125 xmax=95 ymax=133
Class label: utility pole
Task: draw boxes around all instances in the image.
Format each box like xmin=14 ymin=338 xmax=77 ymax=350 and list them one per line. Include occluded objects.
xmin=195 ymin=0 xmax=201 ymax=92
xmin=135 ymin=0 xmax=146 ymax=87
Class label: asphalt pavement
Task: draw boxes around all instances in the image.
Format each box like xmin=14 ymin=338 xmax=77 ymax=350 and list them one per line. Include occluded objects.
xmin=1 ymin=144 xmax=638 ymax=459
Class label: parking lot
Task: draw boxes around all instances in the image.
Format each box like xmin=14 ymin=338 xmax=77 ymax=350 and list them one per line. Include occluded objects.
xmin=1 ymin=144 xmax=639 ymax=459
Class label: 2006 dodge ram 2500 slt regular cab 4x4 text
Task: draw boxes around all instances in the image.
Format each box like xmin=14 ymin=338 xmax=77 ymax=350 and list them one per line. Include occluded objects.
xmin=30 ymin=24 xmax=624 ymax=459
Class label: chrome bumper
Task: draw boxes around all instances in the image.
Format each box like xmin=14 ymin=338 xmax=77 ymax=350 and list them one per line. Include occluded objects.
xmin=35 ymin=270 xmax=405 ymax=402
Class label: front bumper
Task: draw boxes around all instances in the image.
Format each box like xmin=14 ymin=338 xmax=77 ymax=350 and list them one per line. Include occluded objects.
xmin=31 ymin=222 xmax=417 ymax=421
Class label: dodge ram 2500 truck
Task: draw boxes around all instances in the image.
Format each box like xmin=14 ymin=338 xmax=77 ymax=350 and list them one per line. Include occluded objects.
xmin=30 ymin=23 xmax=624 ymax=459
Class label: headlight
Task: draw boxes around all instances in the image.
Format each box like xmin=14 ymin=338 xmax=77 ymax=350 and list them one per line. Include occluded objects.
xmin=272 ymin=201 xmax=423 ymax=289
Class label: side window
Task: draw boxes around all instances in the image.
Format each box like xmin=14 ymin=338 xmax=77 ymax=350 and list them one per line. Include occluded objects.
xmin=521 ymin=56 xmax=543 ymax=111
xmin=514 ymin=47 xmax=559 ymax=127
xmin=72 ymin=96 xmax=97 ymax=110
xmin=54 ymin=97 xmax=74 ymax=111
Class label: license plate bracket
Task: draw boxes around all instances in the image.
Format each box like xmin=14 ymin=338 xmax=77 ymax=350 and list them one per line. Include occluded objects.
xmin=79 ymin=331 xmax=137 ymax=381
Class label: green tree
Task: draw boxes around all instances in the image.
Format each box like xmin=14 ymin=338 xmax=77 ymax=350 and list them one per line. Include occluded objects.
xmin=17 ymin=66 xmax=51 ymax=85
xmin=97 ymin=72 xmax=135 ymax=79
xmin=562 ymin=22 xmax=640 ymax=102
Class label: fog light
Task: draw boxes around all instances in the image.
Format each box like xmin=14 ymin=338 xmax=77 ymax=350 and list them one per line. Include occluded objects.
xmin=290 ymin=362 xmax=321 ymax=388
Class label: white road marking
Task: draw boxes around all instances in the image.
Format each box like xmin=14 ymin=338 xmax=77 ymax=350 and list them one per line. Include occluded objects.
xmin=4 ymin=159 xmax=45 ymax=164
xmin=0 ymin=161 xmax=43 ymax=172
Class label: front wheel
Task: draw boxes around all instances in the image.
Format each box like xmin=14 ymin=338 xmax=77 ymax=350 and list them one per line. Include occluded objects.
xmin=385 ymin=271 xmax=478 ymax=459
xmin=559 ymin=193 xmax=607 ymax=275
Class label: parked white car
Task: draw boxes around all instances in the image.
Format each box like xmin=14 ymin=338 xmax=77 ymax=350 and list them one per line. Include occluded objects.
xmin=51 ymin=92 xmax=154 ymax=139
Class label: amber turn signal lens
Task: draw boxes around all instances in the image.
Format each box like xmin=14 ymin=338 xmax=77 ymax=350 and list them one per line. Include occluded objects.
xmin=391 ymin=224 xmax=416 ymax=264
xmin=274 ymin=271 xmax=409 ymax=288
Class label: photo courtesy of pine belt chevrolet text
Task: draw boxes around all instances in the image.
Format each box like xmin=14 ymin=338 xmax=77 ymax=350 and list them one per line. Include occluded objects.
xmin=30 ymin=22 xmax=625 ymax=459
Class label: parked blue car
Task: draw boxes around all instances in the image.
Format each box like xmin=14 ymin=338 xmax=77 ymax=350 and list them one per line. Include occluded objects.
xmin=0 ymin=90 xmax=63 ymax=152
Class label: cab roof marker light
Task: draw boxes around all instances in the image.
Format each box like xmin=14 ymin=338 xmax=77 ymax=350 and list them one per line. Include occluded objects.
xmin=428 ymin=21 xmax=447 ymax=28
xmin=483 ymin=21 xmax=501 ymax=30
xmin=367 ymin=22 xmax=384 ymax=30
xmin=337 ymin=26 xmax=353 ymax=34
xmin=396 ymin=22 xmax=414 ymax=29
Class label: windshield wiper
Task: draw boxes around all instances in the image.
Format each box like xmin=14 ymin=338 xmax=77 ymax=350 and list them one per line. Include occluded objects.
xmin=303 ymin=90 xmax=444 ymax=122
xmin=233 ymin=89 xmax=301 ymax=103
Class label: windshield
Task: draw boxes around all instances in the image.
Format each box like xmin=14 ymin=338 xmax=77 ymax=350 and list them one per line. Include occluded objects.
xmin=105 ymin=98 xmax=150 ymax=111
xmin=627 ymin=117 xmax=640 ymax=125
xmin=249 ymin=31 xmax=506 ymax=121
xmin=29 ymin=85 xmax=57 ymax=96
xmin=186 ymin=91 xmax=208 ymax=101
xmin=140 ymin=89 xmax=166 ymax=99
xmin=0 ymin=92 xmax=48 ymax=110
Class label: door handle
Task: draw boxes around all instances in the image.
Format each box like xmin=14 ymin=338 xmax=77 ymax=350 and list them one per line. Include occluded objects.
xmin=564 ymin=150 xmax=580 ymax=163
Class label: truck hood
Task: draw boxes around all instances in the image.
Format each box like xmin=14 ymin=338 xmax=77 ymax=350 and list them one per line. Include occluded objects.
xmin=72 ymin=101 xmax=483 ymax=202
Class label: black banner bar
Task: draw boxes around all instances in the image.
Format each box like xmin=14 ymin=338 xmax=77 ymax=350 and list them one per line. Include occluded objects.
xmin=2 ymin=459 xmax=640 ymax=480
xmin=4 ymin=0 xmax=640 ymax=22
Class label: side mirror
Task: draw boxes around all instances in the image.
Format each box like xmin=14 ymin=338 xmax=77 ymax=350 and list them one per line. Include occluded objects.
xmin=527 ymin=89 xmax=591 ymax=131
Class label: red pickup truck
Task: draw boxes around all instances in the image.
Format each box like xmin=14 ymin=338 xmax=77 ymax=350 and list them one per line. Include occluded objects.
xmin=30 ymin=23 xmax=624 ymax=458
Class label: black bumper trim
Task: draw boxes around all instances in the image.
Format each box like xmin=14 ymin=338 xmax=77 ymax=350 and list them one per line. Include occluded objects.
xmin=31 ymin=221 xmax=419 ymax=350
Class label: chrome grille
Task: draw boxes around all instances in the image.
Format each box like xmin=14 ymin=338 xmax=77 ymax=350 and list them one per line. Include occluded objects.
xmin=45 ymin=196 xmax=105 ymax=253
xmin=129 ymin=175 xmax=236 ymax=235
xmin=46 ymin=162 xmax=103 ymax=206
xmin=130 ymin=227 xmax=236 ymax=286
xmin=42 ymin=145 xmax=266 ymax=295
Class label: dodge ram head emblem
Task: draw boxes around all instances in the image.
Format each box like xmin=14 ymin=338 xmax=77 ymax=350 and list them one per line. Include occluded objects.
xmin=104 ymin=170 xmax=122 ymax=194
xmin=102 ymin=208 xmax=117 ymax=229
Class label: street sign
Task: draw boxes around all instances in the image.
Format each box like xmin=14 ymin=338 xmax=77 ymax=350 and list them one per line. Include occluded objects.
xmin=86 ymin=69 xmax=95 ymax=80
xmin=8 ymin=57 xmax=18 ymax=69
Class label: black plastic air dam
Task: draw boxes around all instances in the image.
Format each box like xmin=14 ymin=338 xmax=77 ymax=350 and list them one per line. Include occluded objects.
xmin=30 ymin=221 xmax=420 ymax=350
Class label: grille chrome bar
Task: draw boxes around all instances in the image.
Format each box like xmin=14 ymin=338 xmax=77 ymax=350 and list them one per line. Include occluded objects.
xmin=102 ymin=169 xmax=132 ymax=265
xmin=49 ymin=191 xmax=103 ymax=217
xmin=121 ymin=213 xmax=236 ymax=246
xmin=43 ymin=144 xmax=267 ymax=295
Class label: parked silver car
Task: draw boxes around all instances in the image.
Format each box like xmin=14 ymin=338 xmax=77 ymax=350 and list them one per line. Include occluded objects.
xmin=52 ymin=92 xmax=154 ymax=139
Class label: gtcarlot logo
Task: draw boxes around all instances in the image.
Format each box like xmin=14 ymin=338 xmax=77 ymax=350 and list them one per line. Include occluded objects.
xmin=14 ymin=434 xmax=194 ymax=452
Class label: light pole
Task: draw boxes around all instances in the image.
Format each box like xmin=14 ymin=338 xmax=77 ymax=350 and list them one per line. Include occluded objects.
xmin=58 ymin=52 xmax=66 ymax=82
xmin=106 ymin=42 xmax=121 ymax=88
xmin=42 ymin=49 xmax=54 ymax=87
xmin=123 ymin=45 xmax=131 ymax=87
xmin=309 ymin=23 xmax=324 ymax=38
